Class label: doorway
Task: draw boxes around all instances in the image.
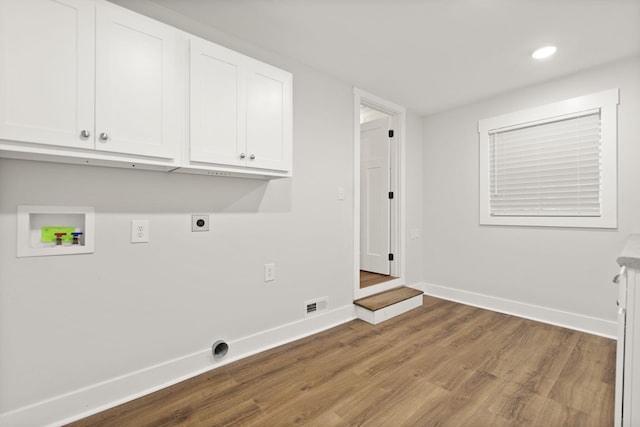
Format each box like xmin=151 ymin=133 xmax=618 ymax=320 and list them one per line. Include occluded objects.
xmin=354 ymin=89 xmax=406 ymax=299
xmin=359 ymin=109 xmax=395 ymax=285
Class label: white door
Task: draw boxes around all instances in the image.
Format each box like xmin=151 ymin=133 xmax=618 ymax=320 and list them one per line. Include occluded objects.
xmin=246 ymin=59 xmax=292 ymax=172
xmin=0 ymin=0 xmax=94 ymax=149
xmin=360 ymin=117 xmax=391 ymax=275
xmin=95 ymin=3 xmax=179 ymax=159
xmin=189 ymin=37 xmax=246 ymax=167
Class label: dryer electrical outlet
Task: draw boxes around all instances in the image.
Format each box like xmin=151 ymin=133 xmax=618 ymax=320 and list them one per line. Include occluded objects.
xmin=191 ymin=214 xmax=210 ymax=232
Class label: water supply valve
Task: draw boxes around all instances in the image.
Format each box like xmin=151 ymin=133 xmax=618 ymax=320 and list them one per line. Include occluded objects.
xmin=71 ymin=231 xmax=83 ymax=245
xmin=54 ymin=232 xmax=67 ymax=246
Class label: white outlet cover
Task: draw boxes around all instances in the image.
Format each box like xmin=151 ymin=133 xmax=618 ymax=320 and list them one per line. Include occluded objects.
xmin=191 ymin=214 xmax=210 ymax=232
xmin=131 ymin=219 xmax=149 ymax=243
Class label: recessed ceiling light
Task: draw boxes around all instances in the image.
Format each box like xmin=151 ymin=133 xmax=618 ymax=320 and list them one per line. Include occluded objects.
xmin=532 ymin=46 xmax=557 ymax=60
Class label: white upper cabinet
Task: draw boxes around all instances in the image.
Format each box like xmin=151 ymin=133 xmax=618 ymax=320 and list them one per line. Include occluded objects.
xmin=246 ymin=59 xmax=292 ymax=172
xmin=95 ymin=2 xmax=178 ymax=159
xmin=0 ymin=0 xmax=291 ymax=177
xmin=189 ymin=38 xmax=245 ymax=167
xmin=188 ymin=37 xmax=292 ymax=176
xmin=0 ymin=0 xmax=180 ymax=163
xmin=0 ymin=0 xmax=95 ymax=149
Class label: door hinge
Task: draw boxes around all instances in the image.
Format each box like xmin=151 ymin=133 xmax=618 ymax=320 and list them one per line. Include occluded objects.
xmin=388 ymin=253 xmax=394 ymax=261
xmin=388 ymin=129 xmax=394 ymax=138
xmin=388 ymin=191 xmax=394 ymax=199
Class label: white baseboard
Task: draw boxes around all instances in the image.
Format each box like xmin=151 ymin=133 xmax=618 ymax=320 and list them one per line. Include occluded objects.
xmin=0 ymin=305 xmax=356 ymax=427
xmin=414 ymin=282 xmax=617 ymax=339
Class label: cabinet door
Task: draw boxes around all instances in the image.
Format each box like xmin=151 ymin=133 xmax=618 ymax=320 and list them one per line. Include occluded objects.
xmin=615 ymin=267 xmax=627 ymax=427
xmin=95 ymin=3 xmax=179 ymax=160
xmin=246 ymin=60 xmax=292 ymax=172
xmin=627 ymin=267 xmax=640 ymax=427
xmin=0 ymin=0 xmax=94 ymax=149
xmin=189 ymin=38 xmax=246 ymax=167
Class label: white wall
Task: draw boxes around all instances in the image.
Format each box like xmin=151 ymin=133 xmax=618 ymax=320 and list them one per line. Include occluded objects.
xmin=1 ymin=2 xmax=352 ymax=425
xmin=0 ymin=2 xmax=425 ymax=425
xmin=0 ymin=72 xmax=354 ymax=423
xmin=421 ymin=57 xmax=640 ymax=334
xmin=404 ymin=114 xmax=424 ymax=285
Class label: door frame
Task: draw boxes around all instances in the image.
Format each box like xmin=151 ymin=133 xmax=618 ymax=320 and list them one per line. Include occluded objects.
xmin=353 ymin=88 xmax=406 ymax=300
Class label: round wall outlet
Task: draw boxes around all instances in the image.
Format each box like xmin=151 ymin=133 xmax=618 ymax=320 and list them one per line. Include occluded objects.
xmin=191 ymin=214 xmax=210 ymax=232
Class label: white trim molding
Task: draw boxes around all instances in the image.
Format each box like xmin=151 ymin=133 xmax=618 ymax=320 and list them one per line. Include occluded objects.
xmin=353 ymin=88 xmax=407 ymax=301
xmin=478 ymin=88 xmax=619 ymax=228
xmin=414 ymin=282 xmax=617 ymax=339
xmin=0 ymin=305 xmax=356 ymax=427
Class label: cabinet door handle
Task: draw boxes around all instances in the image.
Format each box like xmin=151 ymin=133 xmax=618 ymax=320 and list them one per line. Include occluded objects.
xmin=249 ymin=154 xmax=256 ymax=160
xmin=80 ymin=130 xmax=91 ymax=139
xmin=99 ymin=132 xmax=110 ymax=142
xmin=613 ymin=266 xmax=626 ymax=284
xmin=240 ymin=153 xmax=246 ymax=159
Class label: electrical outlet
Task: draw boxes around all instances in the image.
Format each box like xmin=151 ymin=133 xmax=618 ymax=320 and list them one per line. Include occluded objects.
xmin=264 ymin=263 xmax=275 ymax=282
xmin=338 ymin=186 xmax=345 ymax=200
xmin=131 ymin=219 xmax=149 ymax=243
xmin=191 ymin=214 xmax=210 ymax=232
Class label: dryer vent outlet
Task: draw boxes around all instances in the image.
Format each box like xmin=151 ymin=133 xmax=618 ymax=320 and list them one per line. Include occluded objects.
xmin=212 ymin=340 xmax=229 ymax=360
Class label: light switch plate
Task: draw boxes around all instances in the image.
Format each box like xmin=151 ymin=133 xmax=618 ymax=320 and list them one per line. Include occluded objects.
xmin=264 ymin=263 xmax=275 ymax=282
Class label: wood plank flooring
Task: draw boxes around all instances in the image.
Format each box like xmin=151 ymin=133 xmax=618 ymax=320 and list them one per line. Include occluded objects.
xmin=360 ymin=270 xmax=396 ymax=288
xmin=68 ymin=297 xmax=615 ymax=427
xmin=354 ymin=286 xmax=423 ymax=311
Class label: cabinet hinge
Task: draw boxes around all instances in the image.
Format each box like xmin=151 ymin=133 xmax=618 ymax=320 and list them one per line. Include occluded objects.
xmin=388 ymin=191 xmax=394 ymax=199
xmin=388 ymin=129 xmax=394 ymax=138
xmin=388 ymin=253 xmax=394 ymax=261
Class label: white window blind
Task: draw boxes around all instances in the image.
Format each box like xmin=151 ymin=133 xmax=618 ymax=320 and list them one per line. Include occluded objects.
xmin=489 ymin=110 xmax=602 ymax=217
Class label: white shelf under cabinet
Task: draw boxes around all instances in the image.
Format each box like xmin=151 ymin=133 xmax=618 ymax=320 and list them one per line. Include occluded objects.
xmin=17 ymin=205 xmax=95 ymax=257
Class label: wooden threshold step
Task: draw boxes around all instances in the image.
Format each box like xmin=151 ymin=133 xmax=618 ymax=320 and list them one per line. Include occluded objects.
xmin=355 ymin=286 xmax=423 ymax=311
xmin=354 ymin=286 xmax=424 ymax=325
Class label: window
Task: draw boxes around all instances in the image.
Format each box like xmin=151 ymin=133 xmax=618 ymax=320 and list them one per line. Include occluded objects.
xmin=478 ymin=89 xmax=618 ymax=228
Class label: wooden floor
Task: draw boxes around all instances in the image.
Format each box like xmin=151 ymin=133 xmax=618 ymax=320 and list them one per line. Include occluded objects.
xmin=68 ymin=297 xmax=615 ymax=427
xmin=360 ymin=270 xmax=396 ymax=288
xmin=354 ymin=286 xmax=423 ymax=311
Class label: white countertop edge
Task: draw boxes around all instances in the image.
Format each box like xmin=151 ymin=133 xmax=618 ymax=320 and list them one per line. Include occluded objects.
xmin=618 ymin=234 xmax=640 ymax=269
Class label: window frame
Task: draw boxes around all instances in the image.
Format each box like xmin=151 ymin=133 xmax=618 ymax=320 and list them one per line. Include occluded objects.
xmin=478 ymin=88 xmax=619 ymax=228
